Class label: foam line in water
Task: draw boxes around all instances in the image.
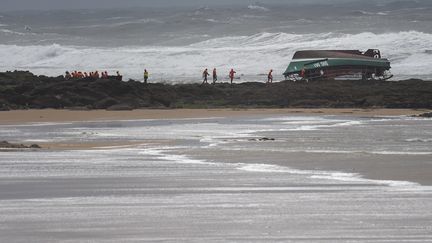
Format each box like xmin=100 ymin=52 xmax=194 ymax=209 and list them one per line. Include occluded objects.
xmin=139 ymin=146 xmax=425 ymax=189
xmin=238 ymin=163 xmax=422 ymax=189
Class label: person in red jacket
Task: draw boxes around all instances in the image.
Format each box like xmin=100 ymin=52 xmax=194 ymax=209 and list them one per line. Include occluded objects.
xmin=229 ymin=69 xmax=236 ymax=84
xmin=267 ymin=69 xmax=273 ymax=83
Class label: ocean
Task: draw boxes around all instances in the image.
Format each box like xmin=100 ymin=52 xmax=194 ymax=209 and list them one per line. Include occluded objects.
xmin=1 ymin=2 xmax=432 ymax=81
xmin=1 ymin=114 xmax=432 ymax=241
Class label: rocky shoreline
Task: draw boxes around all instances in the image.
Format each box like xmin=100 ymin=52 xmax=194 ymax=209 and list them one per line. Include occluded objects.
xmin=1 ymin=71 xmax=432 ymax=110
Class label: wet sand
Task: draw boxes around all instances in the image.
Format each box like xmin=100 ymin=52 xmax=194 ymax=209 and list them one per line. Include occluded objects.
xmin=0 ymin=108 xmax=429 ymax=125
xmin=1 ymin=108 xmax=431 ymax=185
xmin=1 ymin=111 xmax=431 ymax=242
xmin=191 ymin=149 xmax=432 ymax=186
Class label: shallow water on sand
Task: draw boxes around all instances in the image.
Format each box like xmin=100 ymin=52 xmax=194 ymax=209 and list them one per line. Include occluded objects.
xmin=1 ymin=115 xmax=432 ymax=242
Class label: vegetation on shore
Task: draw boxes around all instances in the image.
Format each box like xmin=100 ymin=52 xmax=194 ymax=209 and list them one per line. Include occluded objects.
xmin=1 ymin=71 xmax=431 ymax=110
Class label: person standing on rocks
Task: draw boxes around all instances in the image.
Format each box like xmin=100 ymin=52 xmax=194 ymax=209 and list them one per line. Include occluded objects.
xmin=267 ymin=69 xmax=273 ymax=83
xmin=144 ymin=69 xmax=149 ymax=84
xmin=202 ymin=68 xmax=209 ymax=84
xmin=229 ymin=68 xmax=236 ymax=84
xmin=212 ymin=68 xmax=217 ymax=85
xmin=116 ymin=71 xmax=122 ymax=81
xmin=65 ymin=71 xmax=71 ymax=80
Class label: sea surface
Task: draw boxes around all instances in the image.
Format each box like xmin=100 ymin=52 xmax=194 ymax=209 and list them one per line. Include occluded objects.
xmin=0 ymin=114 xmax=431 ymax=242
xmin=0 ymin=2 xmax=432 ymax=81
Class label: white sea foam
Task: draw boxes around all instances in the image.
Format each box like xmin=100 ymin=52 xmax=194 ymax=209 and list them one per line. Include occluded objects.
xmin=1 ymin=31 xmax=431 ymax=81
xmin=247 ymin=5 xmax=270 ymax=12
xmin=139 ymin=147 xmax=219 ymax=166
xmin=237 ymin=163 xmax=422 ymax=188
xmin=370 ymin=151 xmax=432 ymax=155
xmin=238 ymin=164 xmax=310 ymax=174
xmin=405 ymin=138 xmax=432 ymax=143
xmin=137 ymin=145 xmax=425 ymax=190
xmin=0 ymin=29 xmax=26 ymax=35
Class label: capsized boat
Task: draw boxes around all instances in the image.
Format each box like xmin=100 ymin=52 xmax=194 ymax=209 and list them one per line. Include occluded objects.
xmin=283 ymin=49 xmax=392 ymax=81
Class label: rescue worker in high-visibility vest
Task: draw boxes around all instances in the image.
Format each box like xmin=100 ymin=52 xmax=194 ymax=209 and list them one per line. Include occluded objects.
xmin=144 ymin=69 xmax=149 ymax=84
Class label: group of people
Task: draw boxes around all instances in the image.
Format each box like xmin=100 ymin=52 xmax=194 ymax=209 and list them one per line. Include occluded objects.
xmin=202 ymin=68 xmax=235 ymax=85
xmin=64 ymin=70 xmax=122 ymax=80
xmin=202 ymin=68 xmax=274 ymax=84
xmin=64 ymin=68 xmax=274 ymax=84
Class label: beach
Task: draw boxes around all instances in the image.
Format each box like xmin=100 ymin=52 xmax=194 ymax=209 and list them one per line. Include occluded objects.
xmin=1 ymin=108 xmax=431 ymax=185
xmin=2 ymin=1 xmax=432 ymax=241
xmin=1 ymin=108 xmax=432 ymax=241
xmin=0 ymin=108 xmax=428 ymax=124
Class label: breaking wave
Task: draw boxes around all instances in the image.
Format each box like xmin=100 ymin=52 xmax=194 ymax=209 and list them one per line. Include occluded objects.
xmin=1 ymin=31 xmax=431 ymax=81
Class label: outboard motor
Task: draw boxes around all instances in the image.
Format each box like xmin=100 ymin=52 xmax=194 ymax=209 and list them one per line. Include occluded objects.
xmin=364 ymin=49 xmax=381 ymax=59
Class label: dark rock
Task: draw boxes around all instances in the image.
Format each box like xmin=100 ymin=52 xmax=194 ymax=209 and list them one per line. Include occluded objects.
xmin=249 ymin=137 xmax=276 ymax=142
xmin=0 ymin=141 xmax=41 ymax=149
xmin=1 ymin=71 xmax=432 ymax=110
xmin=416 ymin=112 xmax=432 ymax=118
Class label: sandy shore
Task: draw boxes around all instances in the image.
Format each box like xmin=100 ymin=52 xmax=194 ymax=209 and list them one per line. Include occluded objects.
xmin=0 ymin=108 xmax=429 ymax=125
xmin=192 ymin=150 xmax=432 ymax=186
xmin=1 ymin=108 xmax=430 ymax=185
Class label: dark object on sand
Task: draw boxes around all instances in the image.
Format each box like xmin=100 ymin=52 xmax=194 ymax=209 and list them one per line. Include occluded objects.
xmin=284 ymin=49 xmax=393 ymax=81
xmin=0 ymin=141 xmax=41 ymax=149
xmin=108 ymin=75 xmax=122 ymax=81
xmin=416 ymin=112 xmax=432 ymax=118
xmin=249 ymin=137 xmax=276 ymax=142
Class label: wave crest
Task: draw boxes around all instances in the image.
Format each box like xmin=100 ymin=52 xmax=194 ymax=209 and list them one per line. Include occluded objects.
xmin=1 ymin=31 xmax=431 ymax=81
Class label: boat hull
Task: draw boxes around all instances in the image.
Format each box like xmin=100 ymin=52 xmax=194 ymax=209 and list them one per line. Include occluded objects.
xmin=283 ymin=50 xmax=392 ymax=81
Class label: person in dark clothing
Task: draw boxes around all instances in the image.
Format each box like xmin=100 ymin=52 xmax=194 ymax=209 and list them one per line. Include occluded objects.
xmin=212 ymin=68 xmax=217 ymax=84
xmin=202 ymin=68 xmax=209 ymax=84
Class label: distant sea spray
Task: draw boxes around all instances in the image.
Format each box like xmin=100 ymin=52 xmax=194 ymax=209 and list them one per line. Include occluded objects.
xmin=1 ymin=31 xmax=431 ymax=81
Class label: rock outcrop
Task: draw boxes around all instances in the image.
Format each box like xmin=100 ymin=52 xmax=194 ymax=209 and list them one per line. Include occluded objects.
xmin=1 ymin=71 xmax=432 ymax=110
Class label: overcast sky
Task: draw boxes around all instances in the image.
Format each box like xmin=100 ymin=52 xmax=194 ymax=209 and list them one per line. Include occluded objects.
xmin=1 ymin=0 xmax=380 ymax=11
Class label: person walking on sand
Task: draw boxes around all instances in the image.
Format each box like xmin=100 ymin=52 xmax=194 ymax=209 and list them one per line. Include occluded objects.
xmin=144 ymin=69 xmax=149 ymax=84
xmin=267 ymin=69 xmax=273 ymax=83
xmin=212 ymin=68 xmax=217 ymax=84
xmin=229 ymin=68 xmax=236 ymax=84
xmin=202 ymin=68 xmax=209 ymax=84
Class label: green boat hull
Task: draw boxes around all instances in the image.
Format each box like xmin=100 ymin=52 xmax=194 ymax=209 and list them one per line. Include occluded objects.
xmin=284 ymin=58 xmax=391 ymax=76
